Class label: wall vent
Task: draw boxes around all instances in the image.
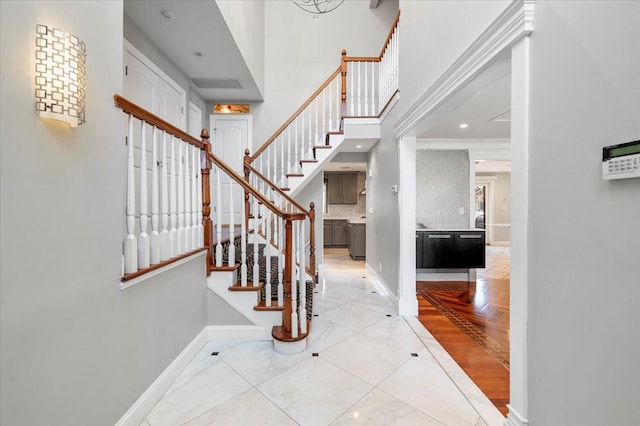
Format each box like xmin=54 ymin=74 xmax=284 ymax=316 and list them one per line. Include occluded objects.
xmin=193 ymin=78 xmax=243 ymax=89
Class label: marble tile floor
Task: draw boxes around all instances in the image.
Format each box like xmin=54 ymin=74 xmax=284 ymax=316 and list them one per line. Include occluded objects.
xmin=143 ymin=249 xmax=505 ymax=426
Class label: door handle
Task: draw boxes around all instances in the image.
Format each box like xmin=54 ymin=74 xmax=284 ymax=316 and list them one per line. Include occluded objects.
xmin=458 ymin=234 xmax=483 ymax=239
xmin=428 ymin=234 xmax=451 ymax=239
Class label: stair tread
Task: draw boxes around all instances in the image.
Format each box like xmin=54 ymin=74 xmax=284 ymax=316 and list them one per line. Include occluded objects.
xmin=299 ymin=159 xmax=318 ymax=163
xmin=228 ymin=281 xmax=263 ymax=291
xmin=285 ymin=173 xmax=304 ymax=177
xmin=313 ymin=145 xmax=332 ymax=149
xmin=254 ymin=299 xmax=284 ymax=311
xmin=210 ymin=263 xmax=241 ymax=272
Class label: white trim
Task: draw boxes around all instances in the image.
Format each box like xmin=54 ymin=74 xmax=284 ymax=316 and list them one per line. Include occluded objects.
xmin=394 ymin=0 xmax=534 ymax=137
xmin=505 ymin=404 xmax=529 ymax=426
xmin=366 ymin=264 xmax=398 ymax=311
xmin=397 ymin=136 xmax=419 ymax=316
xmin=206 ymin=325 xmax=272 ymax=341
xmin=475 ymin=176 xmax=496 ymax=244
xmin=416 ymin=271 xmax=473 ymax=282
xmin=492 ymin=240 xmax=511 ymax=246
xmin=115 ymin=328 xmax=208 ymax=426
xmin=120 ymin=250 xmax=207 ymax=290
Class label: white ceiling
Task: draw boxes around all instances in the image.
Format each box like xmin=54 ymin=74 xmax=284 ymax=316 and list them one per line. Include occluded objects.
xmin=124 ymin=0 xmax=263 ymax=101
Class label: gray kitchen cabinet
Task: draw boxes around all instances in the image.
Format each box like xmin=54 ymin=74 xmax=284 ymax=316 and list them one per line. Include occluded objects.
xmin=324 ymin=220 xmax=348 ymax=247
xmin=348 ymin=222 xmax=366 ymax=259
xmin=326 ymin=173 xmax=357 ymax=204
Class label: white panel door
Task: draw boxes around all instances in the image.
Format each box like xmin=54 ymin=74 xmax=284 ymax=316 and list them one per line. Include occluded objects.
xmin=211 ymin=115 xmax=252 ymax=224
xmin=188 ymin=102 xmax=203 ymax=139
xmin=123 ymin=51 xmax=156 ymax=113
xmin=157 ymin=77 xmax=184 ymax=129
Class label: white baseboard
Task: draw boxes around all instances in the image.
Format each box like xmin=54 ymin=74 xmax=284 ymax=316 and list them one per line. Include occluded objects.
xmin=416 ymin=271 xmax=472 ymax=282
xmin=207 ymin=325 xmax=272 ymax=341
xmin=115 ymin=328 xmax=208 ymax=426
xmin=505 ymin=405 xmax=529 ymax=426
xmin=365 ymin=264 xmax=399 ymax=309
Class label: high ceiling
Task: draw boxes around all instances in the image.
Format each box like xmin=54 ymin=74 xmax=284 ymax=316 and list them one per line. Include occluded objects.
xmin=124 ymin=0 xmax=263 ymax=101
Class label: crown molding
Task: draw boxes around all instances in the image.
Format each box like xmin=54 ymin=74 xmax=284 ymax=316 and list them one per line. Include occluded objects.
xmin=394 ymin=0 xmax=535 ymax=137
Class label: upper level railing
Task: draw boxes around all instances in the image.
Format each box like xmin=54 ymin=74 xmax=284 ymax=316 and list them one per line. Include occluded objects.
xmin=248 ymin=10 xmax=400 ymax=187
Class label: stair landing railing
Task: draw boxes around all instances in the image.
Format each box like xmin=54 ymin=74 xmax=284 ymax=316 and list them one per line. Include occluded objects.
xmin=248 ymin=10 xmax=400 ymax=190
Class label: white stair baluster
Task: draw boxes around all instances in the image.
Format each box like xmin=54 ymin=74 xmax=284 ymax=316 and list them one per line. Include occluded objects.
xmin=240 ymin=189 xmax=247 ymax=286
xmin=160 ymin=133 xmax=169 ymax=260
xmin=215 ymin=166 xmax=223 ymax=267
xmin=335 ymin=74 xmax=340 ymax=128
xmin=123 ymin=115 xmax=137 ymax=274
xmin=138 ymin=122 xmax=150 ymax=269
xmin=322 ymin=88 xmax=326 ymax=140
xmin=253 ymin=196 xmax=259 ymax=285
xmin=183 ymin=141 xmax=192 ymax=253
xmin=277 ymin=215 xmax=283 ymax=307
xmin=299 ymin=221 xmax=307 ymax=334
xmin=287 ymin=126 xmax=292 ymax=177
xmin=196 ymin=148 xmax=204 ymax=247
xmin=328 ymin=80 xmax=333 ymax=131
xmin=364 ymin=61 xmax=369 ymax=116
xmin=169 ymin=137 xmax=178 ymax=258
xmin=150 ymin=127 xmax=160 ymax=264
xmin=290 ymin=220 xmax=299 ymax=338
xmin=350 ymin=62 xmax=354 ymax=116
xmin=357 ymin=61 xmax=362 ymax=116
xmin=228 ymin=181 xmax=235 ymax=267
xmin=294 ymin=117 xmax=299 ymax=173
xmin=191 ymin=146 xmax=198 ymax=249
xmin=177 ymin=142 xmax=185 ymax=255
xmin=265 ymin=209 xmax=272 ymax=306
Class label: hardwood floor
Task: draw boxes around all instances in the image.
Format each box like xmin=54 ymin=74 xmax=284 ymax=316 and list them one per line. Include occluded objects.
xmin=417 ymin=278 xmax=510 ymax=416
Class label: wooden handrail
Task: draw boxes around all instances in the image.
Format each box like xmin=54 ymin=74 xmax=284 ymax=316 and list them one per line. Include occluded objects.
xmin=344 ymin=56 xmax=381 ymax=62
xmin=379 ymin=10 xmax=401 ymax=58
xmin=250 ymin=66 xmax=341 ymax=163
xmin=243 ymin=161 xmax=309 ymax=215
xmin=205 ymin=151 xmax=306 ymax=221
xmin=113 ymin=94 xmax=205 ymax=150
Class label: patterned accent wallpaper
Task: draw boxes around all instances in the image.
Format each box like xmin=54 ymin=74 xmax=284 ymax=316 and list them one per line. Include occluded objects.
xmin=416 ymin=150 xmax=470 ymax=229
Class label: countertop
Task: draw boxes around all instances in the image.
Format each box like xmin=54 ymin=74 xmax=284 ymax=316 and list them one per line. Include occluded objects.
xmin=325 ymin=217 xmax=367 ymax=224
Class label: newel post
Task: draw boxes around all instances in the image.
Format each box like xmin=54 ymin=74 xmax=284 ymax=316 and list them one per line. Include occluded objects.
xmin=243 ymin=149 xmax=251 ymax=231
xmin=201 ymin=129 xmax=213 ymax=275
xmin=341 ymin=49 xmax=348 ymax=117
xmin=309 ymin=202 xmax=316 ymax=284
xmin=283 ymin=216 xmax=293 ymax=334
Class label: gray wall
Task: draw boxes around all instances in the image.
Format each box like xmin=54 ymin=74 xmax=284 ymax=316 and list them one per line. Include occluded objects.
xmin=295 ymin=172 xmax=325 ymax=269
xmin=124 ymin=15 xmax=207 ymax=131
xmin=0 ymin=2 xmax=207 ymax=424
xmin=527 ymin=1 xmax=640 ymax=424
xmin=416 ymin=150 xmax=470 ymax=229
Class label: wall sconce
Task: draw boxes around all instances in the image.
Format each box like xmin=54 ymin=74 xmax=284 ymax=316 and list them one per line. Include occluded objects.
xmin=35 ymin=25 xmax=86 ymax=127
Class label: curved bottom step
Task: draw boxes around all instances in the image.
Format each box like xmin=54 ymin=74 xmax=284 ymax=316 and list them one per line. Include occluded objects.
xmin=273 ymin=337 xmax=307 ymax=355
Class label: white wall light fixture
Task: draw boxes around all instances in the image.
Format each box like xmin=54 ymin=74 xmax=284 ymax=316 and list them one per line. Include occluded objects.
xmin=35 ymin=25 xmax=86 ymax=127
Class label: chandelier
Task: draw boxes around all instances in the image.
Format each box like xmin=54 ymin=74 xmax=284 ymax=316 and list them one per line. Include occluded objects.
xmin=292 ymin=0 xmax=344 ymax=17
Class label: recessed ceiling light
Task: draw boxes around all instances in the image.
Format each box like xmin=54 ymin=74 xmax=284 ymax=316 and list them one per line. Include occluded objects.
xmin=458 ymin=123 xmax=469 ymax=129
xmin=356 ymin=145 xmax=363 ymax=149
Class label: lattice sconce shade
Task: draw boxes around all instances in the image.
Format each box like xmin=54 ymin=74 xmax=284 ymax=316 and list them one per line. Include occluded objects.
xmin=35 ymin=25 xmax=86 ymax=127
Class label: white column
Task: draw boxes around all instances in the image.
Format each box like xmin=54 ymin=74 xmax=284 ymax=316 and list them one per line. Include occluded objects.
xmin=138 ymin=123 xmax=150 ymax=269
xmin=398 ymin=136 xmax=418 ymax=316
xmin=123 ymin=115 xmax=137 ymax=274
xmin=150 ymin=127 xmax=161 ymax=264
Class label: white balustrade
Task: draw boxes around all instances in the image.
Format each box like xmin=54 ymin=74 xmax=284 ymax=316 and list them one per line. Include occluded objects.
xmin=227 ymin=181 xmax=235 ymax=267
xmin=123 ymin=115 xmax=137 ymax=274
xmin=299 ymin=221 xmax=307 ymax=334
xmin=290 ymin=220 xmax=299 ymax=338
xmin=183 ymin=142 xmax=192 ymax=253
xmin=252 ymin=195 xmax=259 ymax=285
xmin=240 ymin=189 xmax=247 ymax=286
xmin=277 ymin=215 xmax=284 ymax=307
xmin=215 ymin=166 xmax=223 ymax=267
xmin=138 ymin=122 xmax=150 ymax=269
xmin=150 ymin=127 xmax=161 ymax=265
xmin=265 ymin=209 xmax=272 ymax=306
xmin=169 ymin=137 xmax=178 ymax=258
xmin=160 ymin=132 xmax=170 ymax=260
